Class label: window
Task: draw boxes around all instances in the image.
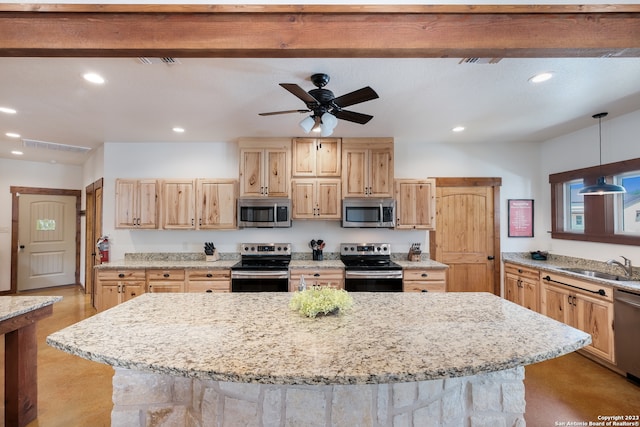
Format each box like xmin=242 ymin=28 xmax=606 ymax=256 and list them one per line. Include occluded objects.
xmin=550 ymin=157 xmax=640 ymax=246
xmin=616 ymin=173 xmax=640 ymax=234
xmin=565 ymin=180 xmax=584 ymax=232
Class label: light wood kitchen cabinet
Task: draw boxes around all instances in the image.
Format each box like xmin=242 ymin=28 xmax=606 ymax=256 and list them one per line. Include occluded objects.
xmin=395 ymin=179 xmax=436 ymax=229
xmin=503 ymin=263 xmax=539 ymax=311
xmin=541 ymin=272 xmax=614 ymax=363
xmin=403 ymin=269 xmax=447 ymax=292
xmin=238 ymin=138 xmax=291 ymax=198
xmin=292 ymin=138 xmax=341 ymax=177
xmin=161 ymin=179 xmax=196 ymax=229
xmin=186 ymin=269 xmax=231 ymax=292
xmin=196 ymin=179 xmax=238 ymax=229
xmin=115 ymin=179 xmax=158 ymax=229
xmin=95 ymin=269 xmax=146 ymax=312
xmin=291 ymin=178 xmax=341 ymax=219
xmin=289 ymin=268 xmax=344 ymax=292
xmin=342 ymin=138 xmax=394 ymax=198
xmin=146 ymin=269 xmax=186 ymax=293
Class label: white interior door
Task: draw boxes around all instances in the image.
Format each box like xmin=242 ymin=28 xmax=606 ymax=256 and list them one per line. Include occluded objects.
xmin=18 ymin=194 xmax=76 ymax=291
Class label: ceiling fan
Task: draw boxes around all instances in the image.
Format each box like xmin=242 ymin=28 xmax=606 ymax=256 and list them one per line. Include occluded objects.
xmin=259 ymin=73 xmax=379 ymax=136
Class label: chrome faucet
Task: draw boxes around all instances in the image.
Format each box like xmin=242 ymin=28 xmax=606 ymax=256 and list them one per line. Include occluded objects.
xmin=606 ymin=256 xmax=633 ymax=278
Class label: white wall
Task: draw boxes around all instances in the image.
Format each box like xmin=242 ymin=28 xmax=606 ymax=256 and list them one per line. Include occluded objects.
xmin=0 ymin=158 xmax=83 ymax=292
xmin=539 ymin=109 xmax=640 ymax=266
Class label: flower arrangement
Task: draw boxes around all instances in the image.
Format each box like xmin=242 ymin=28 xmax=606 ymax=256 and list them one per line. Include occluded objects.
xmin=289 ymin=286 xmax=354 ymax=318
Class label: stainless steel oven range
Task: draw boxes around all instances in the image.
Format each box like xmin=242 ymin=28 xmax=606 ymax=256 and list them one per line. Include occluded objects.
xmin=231 ymin=243 xmax=291 ymax=292
xmin=340 ymin=243 xmax=403 ymax=292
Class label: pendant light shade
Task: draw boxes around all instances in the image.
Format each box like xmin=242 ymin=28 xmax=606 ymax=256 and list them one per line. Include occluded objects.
xmin=579 ymin=112 xmax=626 ymax=196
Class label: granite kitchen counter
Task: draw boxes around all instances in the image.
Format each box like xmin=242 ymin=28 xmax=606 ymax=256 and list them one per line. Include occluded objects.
xmin=503 ymin=252 xmax=640 ymax=294
xmin=394 ymin=258 xmax=449 ymax=269
xmin=48 ymin=292 xmax=588 ymax=385
xmin=288 ymin=259 xmax=345 ymax=268
xmin=94 ymin=259 xmax=239 ymax=269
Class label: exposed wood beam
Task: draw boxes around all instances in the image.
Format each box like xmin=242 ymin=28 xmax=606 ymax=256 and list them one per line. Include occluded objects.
xmin=0 ymin=5 xmax=639 ymax=58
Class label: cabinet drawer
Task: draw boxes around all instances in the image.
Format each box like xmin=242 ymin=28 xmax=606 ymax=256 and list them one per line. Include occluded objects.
xmin=97 ymin=269 xmax=146 ymax=281
xmin=147 ymin=282 xmax=185 ymax=292
xmin=187 ymin=281 xmax=230 ymax=293
xmin=146 ymin=269 xmax=185 ymax=281
xmin=187 ymin=269 xmax=231 ymax=281
xmin=403 ymin=269 xmax=446 ymax=282
xmin=504 ymin=263 xmax=540 ymax=281
xmin=290 ymin=268 xmax=344 ymax=281
xmin=404 ymin=282 xmax=446 ymax=293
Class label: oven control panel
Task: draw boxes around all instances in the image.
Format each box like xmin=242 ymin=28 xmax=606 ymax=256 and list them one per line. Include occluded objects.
xmin=340 ymin=243 xmax=391 ymax=256
xmin=240 ymin=243 xmax=291 ymax=256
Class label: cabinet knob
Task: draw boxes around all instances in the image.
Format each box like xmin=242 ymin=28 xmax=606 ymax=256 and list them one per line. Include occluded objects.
xmin=206 ymin=289 xmax=213 ymax=293
xmin=163 ymin=273 xmax=170 ymax=278
xmin=421 ymin=273 xmax=428 ymax=278
xmin=206 ymin=273 xmax=213 ymax=278
xmin=421 ymin=289 xmax=428 ymax=292
xmin=313 ymin=273 xmax=320 ymax=277
xmin=118 ymin=273 xmax=125 ymax=278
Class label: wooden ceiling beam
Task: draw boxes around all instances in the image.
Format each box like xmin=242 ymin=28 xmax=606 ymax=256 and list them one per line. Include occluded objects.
xmin=1 ymin=6 xmax=640 ymax=58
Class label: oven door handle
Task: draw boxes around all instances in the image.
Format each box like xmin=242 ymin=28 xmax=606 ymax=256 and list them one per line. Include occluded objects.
xmin=232 ymin=271 xmax=289 ymax=279
xmin=346 ymin=271 xmax=402 ymax=279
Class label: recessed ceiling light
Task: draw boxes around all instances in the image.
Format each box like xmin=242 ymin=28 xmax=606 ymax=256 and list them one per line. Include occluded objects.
xmin=0 ymin=106 xmax=17 ymax=114
xmin=83 ymin=72 xmax=105 ymax=84
xmin=6 ymin=132 xmax=20 ymax=138
xmin=172 ymin=127 xmax=185 ymax=133
xmin=452 ymin=126 xmax=465 ymax=132
xmin=11 ymin=150 xmax=23 ymax=156
xmin=529 ymin=72 xmax=554 ymax=83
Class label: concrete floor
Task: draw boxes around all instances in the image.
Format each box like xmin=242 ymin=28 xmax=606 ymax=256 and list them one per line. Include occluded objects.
xmin=1 ymin=285 xmax=638 ymax=427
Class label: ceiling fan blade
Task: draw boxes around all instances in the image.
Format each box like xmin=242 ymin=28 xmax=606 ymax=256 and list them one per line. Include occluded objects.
xmin=333 ymin=109 xmax=374 ymax=125
xmin=259 ymin=109 xmax=309 ymax=116
xmin=332 ymin=86 xmax=379 ymax=108
xmin=280 ymin=83 xmax=319 ymax=104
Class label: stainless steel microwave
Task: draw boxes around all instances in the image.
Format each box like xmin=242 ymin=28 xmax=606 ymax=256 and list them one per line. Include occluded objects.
xmin=342 ymin=198 xmax=396 ymax=228
xmin=237 ymin=198 xmax=292 ymax=228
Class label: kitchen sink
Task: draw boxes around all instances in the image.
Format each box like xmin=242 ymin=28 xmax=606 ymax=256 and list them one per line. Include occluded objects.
xmin=558 ymin=267 xmax=623 ymax=281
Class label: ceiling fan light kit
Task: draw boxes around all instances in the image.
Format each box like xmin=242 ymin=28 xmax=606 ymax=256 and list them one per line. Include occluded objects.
xmin=260 ymin=73 xmax=379 ymax=136
xmin=579 ymin=112 xmax=626 ymax=196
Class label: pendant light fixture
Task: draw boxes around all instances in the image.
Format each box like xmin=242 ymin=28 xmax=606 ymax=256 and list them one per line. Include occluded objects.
xmin=579 ymin=112 xmax=626 ymax=196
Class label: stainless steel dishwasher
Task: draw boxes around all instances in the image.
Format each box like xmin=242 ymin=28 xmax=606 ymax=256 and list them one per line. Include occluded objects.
xmin=614 ymin=288 xmax=640 ymax=382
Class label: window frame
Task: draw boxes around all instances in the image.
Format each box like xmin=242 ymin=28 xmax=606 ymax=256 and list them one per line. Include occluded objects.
xmin=549 ymin=157 xmax=640 ymax=246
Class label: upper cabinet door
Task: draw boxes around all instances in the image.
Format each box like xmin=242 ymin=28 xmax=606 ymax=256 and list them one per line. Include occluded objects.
xmin=239 ymin=148 xmax=265 ymax=197
xmin=137 ymin=179 xmax=159 ymax=229
xmin=341 ymin=146 xmax=368 ymax=197
xmin=265 ymin=149 xmax=289 ymax=197
xmin=395 ymin=179 xmax=435 ymax=229
xmin=197 ymin=179 xmax=238 ymax=229
xmin=162 ymin=179 xmax=196 ymax=229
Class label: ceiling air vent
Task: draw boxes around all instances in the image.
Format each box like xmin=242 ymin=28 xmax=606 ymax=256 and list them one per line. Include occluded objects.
xmin=22 ymin=139 xmax=92 ymax=154
xmin=137 ymin=57 xmax=181 ymax=65
xmin=459 ymin=58 xmax=502 ymax=64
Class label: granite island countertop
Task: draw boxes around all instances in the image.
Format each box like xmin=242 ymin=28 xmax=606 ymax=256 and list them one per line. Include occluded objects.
xmin=47 ymin=292 xmax=589 ymax=385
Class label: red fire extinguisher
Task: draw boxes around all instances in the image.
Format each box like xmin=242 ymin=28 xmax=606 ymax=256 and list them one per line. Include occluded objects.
xmin=97 ymin=236 xmax=110 ymax=263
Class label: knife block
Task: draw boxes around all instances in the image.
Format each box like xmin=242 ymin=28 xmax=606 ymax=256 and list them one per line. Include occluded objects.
xmin=408 ymin=250 xmax=422 ymax=262
xmin=205 ymin=250 xmax=220 ymax=262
